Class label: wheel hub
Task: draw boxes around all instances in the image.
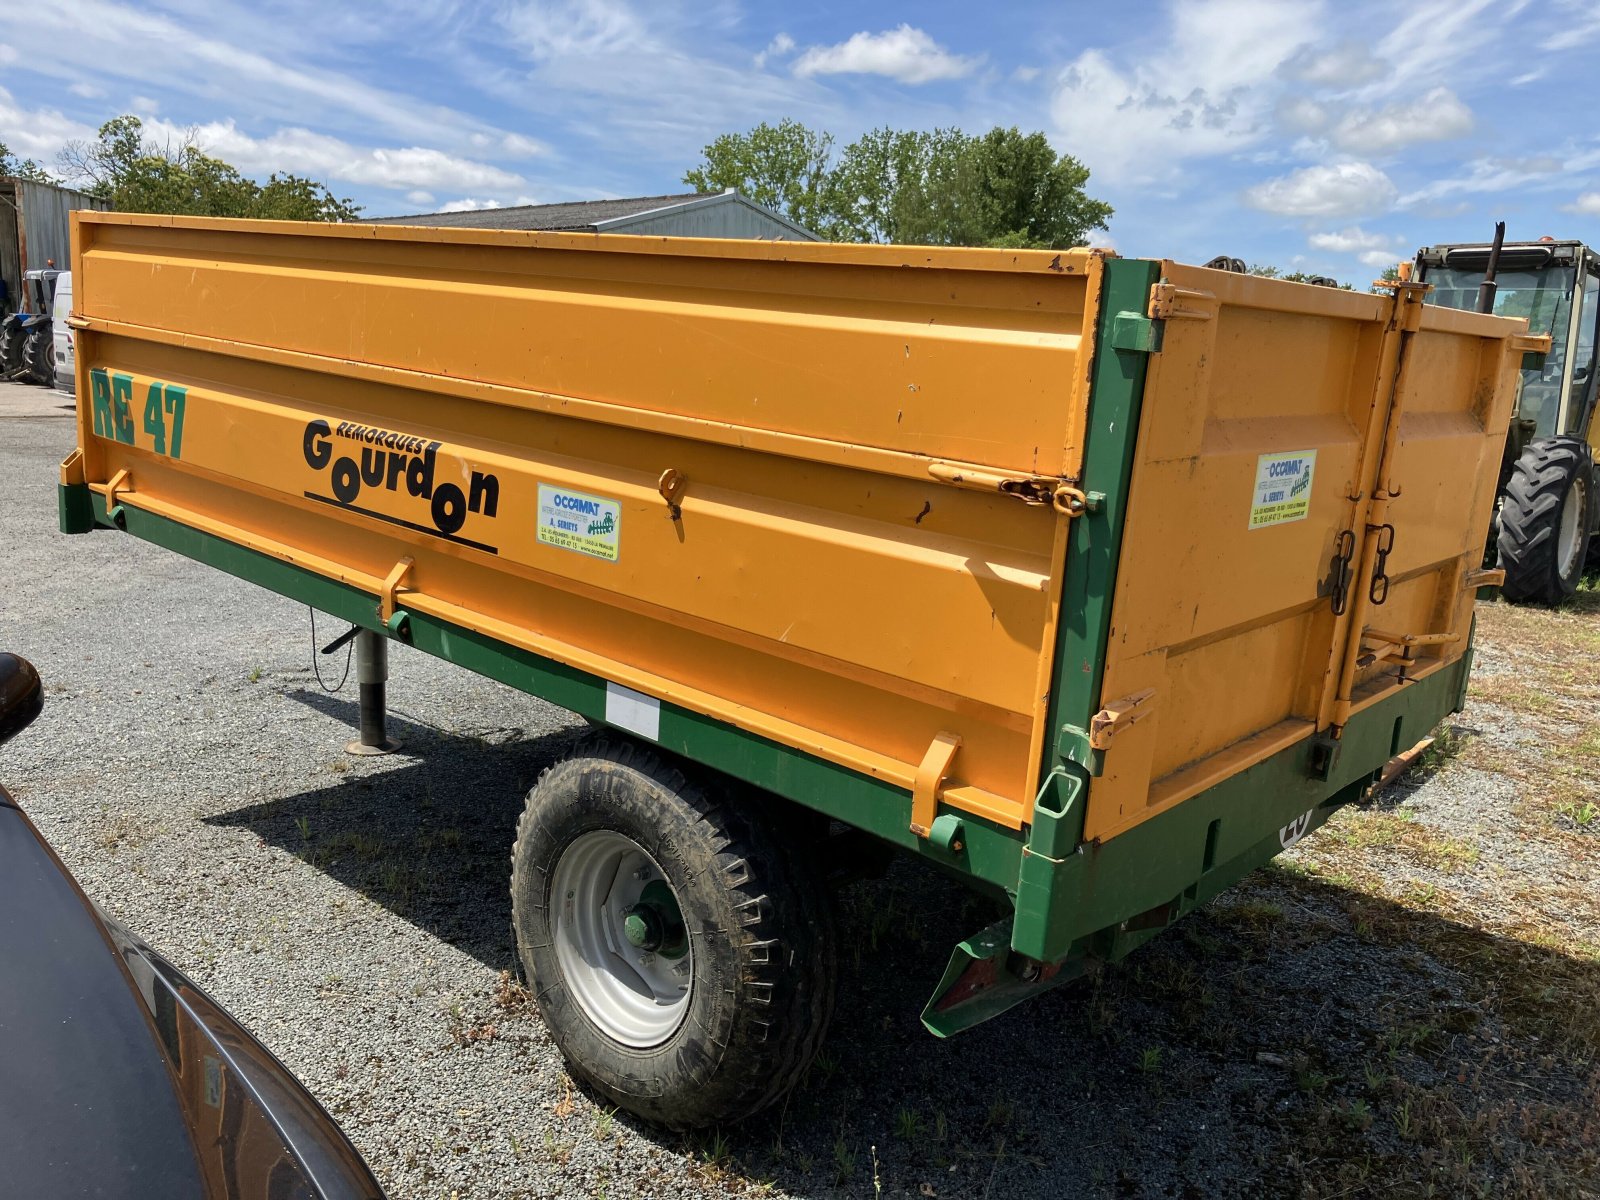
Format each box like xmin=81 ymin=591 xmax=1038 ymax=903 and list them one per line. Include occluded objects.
xmin=550 ymin=831 xmax=693 ymax=1047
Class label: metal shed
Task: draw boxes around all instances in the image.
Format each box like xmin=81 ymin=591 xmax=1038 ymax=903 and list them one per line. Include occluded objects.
xmin=0 ymin=178 xmax=110 ymax=315
xmin=365 ymin=189 xmax=818 ymax=241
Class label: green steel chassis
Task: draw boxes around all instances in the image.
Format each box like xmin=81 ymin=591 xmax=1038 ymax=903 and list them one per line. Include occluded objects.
xmin=58 ymin=258 xmax=1474 ymax=1036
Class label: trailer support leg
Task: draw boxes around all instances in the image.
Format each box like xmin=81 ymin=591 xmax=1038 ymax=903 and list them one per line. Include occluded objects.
xmin=347 ymin=629 xmax=401 ymax=756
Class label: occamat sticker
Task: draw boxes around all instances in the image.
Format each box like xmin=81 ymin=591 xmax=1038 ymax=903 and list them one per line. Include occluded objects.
xmin=1250 ymin=449 xmax=1316 ymax=529
xmin=537 ymin=484 xmax=621 ymax=561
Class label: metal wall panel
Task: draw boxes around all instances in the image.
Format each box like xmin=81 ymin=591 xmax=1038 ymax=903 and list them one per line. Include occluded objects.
xmin=2 ymin=179 xmax=109 ymax=312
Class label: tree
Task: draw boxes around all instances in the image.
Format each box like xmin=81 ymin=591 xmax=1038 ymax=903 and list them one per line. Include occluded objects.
xmin=684 ymin=121 xmax=1112 ymax=249
xmin=683 ymin=119 xmax=837 ymax=235
xmin=1249 ymin=264 xmax=1355 ymax=291
xmin=57 ymin=116 xmax=360 ymax=221
xmin=0 ymin=140 xmax=56 ymax=183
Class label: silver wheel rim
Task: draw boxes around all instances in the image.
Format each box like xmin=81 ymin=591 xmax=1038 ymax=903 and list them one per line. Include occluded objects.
xmin=551 ymin=830 xmax=691 ymax=1047
xmin=1558 ymin=476 xmax=1586 ymax=580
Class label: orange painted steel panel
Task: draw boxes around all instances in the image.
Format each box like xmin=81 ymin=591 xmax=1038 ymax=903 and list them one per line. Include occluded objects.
xmin=70 ymin=213 xmax=1105 ymax=828
xmin=1085 ymin=267 xmax=1522 ymax=842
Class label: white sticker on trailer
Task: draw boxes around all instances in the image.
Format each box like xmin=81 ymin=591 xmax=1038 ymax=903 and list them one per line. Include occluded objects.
xmin=537 ymin=483 xmax=621 ymax=561
xmin=605 ymin=682 xmax=661 ymax=741
xmin=1249 ymin=449 xmax=1317 ymax=529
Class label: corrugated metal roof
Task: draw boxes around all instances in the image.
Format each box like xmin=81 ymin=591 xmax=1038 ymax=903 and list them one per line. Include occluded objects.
xmin=365 ymin=192 xmax=713 ymax=230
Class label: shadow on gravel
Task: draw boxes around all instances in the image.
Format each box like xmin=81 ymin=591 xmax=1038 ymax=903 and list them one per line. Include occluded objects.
xmin=209 ymin=715 xmax=1600 ymax=1199
xmin=207 ymin=690 xmax=585 ymax=970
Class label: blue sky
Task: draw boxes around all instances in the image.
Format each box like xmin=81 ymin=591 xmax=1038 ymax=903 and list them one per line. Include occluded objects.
xmin=3 ymin=0 xmax=1599 ymax=280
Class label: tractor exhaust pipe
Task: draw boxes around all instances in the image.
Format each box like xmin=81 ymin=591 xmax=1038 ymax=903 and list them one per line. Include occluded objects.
xmin=1476 ymin=221 xmax=1506 ymax=314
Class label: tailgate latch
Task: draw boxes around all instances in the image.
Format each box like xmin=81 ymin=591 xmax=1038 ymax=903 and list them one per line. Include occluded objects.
xmin=1148 ymin=282 xmax=1215 ymax=321
xmin=1088 ymin=688 xmax=1157 ymax=751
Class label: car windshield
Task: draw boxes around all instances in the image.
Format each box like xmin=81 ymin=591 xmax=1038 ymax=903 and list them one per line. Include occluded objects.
xmin=1427 ymin=264 xmax=1576 ymax=438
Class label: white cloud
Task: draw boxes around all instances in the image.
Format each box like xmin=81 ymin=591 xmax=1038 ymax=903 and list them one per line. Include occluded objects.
xmin=1399 ymin=152 xmax=1592 ymax=206
xmin=0 ymin=44 xmax=16 ymax=66
xmin=1542 ymin=4 xmax=1600 ymax=51
xmin=10 ymin=0 xmax=537 ymax=158
xmin=0 ymin=86 xmax=97 ymax=164
xmin=1331 ymin=87 xmax=1472 ymax=153
xmin=1565 ymin=192 xmax=1600 ymax=216
xmin=404 ymin=190 xmax=436 ymax=207
xmin=499 ymin=132 xmax=545 ymax=158
xmin=68 ymin=80 xmax=103 ymax=99
xmin=793 ymin=25 xmax=979 ymax=85
xmin=501 ymin=0 xmax=646 ymax=61
xmin=1308 ymin=226 xmax=1399 ymax=254
xmin=1245 ymin=162 xmax=1398 ymax=218
xmin=139 ymin=118 xmax=527 ymax=194
xmin=1049 ymin=0 xmax=1321 ymax=184
xmin=1277 ymin=96 xmax=1329 ymax=134
xmin=1279 ymin=39 xmax=1385 ymax=86
xmin=438 ymin=197 xmax=502 ymax=213
xmin=130 ymin=94 xmax=160 ymax=113
xmin=1358 ymin=249 xmax=1403 ymax=268
xmin=1013 ymin=65 xmax=1041 ymax=83
xmin=754 ymin=32 xmax=795 ymax=69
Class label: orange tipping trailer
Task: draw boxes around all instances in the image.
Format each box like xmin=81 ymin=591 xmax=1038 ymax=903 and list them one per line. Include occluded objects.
xmin=59 ymin=212 xmax=1538 ymax=1127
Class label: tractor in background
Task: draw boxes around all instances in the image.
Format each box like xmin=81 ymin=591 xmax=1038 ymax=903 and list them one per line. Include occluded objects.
xmin=0 ymin=267 xmax=61 ymax=388
xmin=1416 ymin=236 xmax=1600 ymax=605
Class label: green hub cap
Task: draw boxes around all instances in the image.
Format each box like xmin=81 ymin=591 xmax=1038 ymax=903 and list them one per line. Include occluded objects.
xmin=625 ymin=880 xmax=688 ymax=959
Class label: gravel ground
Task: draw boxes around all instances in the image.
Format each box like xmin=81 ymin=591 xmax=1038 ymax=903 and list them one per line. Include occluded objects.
xmin=3 ymin=379 xmax=1597 ymax=1199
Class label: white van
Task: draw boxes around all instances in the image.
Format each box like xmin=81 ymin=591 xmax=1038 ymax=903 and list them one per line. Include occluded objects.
xmin=52 ymin=271 xmax=73 ymax=396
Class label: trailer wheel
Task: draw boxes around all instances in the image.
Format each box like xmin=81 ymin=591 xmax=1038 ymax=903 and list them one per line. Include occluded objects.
xmin=22 ymin=323 xmax=53 ymax=387
xmin=1497 ymin=436 xmax=1593 ymax=605
xmin=509 ymin=736 xmax=836 ymax=1128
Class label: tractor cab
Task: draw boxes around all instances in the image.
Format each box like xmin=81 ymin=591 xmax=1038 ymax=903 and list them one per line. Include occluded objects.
xmin=1416 ymin=238 xmax=1600 ymax=603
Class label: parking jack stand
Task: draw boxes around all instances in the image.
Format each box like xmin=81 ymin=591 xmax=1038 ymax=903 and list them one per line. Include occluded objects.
xmin=346 ymin=629 xmax=401 ymax=756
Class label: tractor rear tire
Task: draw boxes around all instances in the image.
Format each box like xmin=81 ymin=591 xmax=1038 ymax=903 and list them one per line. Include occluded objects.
xmin=0 ymin=321 xmax=22 ymax=380
xmin=1496 ymin=436 xmax=1594 ymax=605
xmin=22 ymin=323 xmax=53 ymax=387
xmin=509 ymin=735 xmax=836 ymax=1129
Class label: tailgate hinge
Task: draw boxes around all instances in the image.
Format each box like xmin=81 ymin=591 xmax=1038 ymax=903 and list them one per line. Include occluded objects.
xmin=1088 ymin=688 xmax=1157 ymax=751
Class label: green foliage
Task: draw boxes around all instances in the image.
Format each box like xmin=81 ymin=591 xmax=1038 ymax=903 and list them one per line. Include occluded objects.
xmin=685 ymin=120 xmax=1112 ymax=249
xmin=0 ymin=140 xmax=56 ymax=183
xmin=60 ymin=116 xmax=359 ymax=221
xmin=1249 ymin=264 xmax=1356 ymax=291
xmin=682 ymin=119 xmax=836 ymax=235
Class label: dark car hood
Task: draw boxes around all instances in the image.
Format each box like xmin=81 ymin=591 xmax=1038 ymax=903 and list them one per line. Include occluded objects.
xmin=0 ymin=787 xmax=383 ymax=1199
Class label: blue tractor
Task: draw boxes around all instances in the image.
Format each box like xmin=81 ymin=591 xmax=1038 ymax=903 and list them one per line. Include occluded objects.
xmin=0 ymin=267 xmax=61 ymax=387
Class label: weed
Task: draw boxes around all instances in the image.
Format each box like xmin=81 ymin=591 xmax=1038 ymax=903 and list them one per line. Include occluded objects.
xmin=294 ymin=815 xmax=311 ymax=842
xmin=894 ymin=1106 xmax=924 ymax=1140
xmin=984 ymin=1097 xmax=1015 ymax=1130
xmin=1137 ymin=1045 xmax=1164 ymax=1075
xmin=542 ymin=1129 xmax=572 ymax=1165
xmin=248 ymin=665 xmax=263 ymax=683
xmin=831 ymin=1132 xmax=855 ymax=1183
xmin=700 ymin=1130 xmax=731 ymax=1169
xmin=594 ymin=1107 xmax=615 ymax=1140
xmin=1337 ymin=1107 xmax=1376 ymax=1132
xmin=1393 ymin=1097 xmax=1413 ymax=1140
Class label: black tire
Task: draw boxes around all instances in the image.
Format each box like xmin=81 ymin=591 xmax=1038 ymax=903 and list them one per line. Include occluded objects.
xmin=509 ymin=736 xmax=836 ymax=1128
xmin=1496 ymin=435 xmax=1594 ymax=605
xmin=22 ymin=322 xmax=53 ymax=387
xmin=0 ymin=321 xmax=22 ymax=380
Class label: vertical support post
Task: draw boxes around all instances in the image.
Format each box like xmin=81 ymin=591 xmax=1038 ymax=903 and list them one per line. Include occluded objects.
xmin=346 ymin=629 xmax=401 ymax=756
